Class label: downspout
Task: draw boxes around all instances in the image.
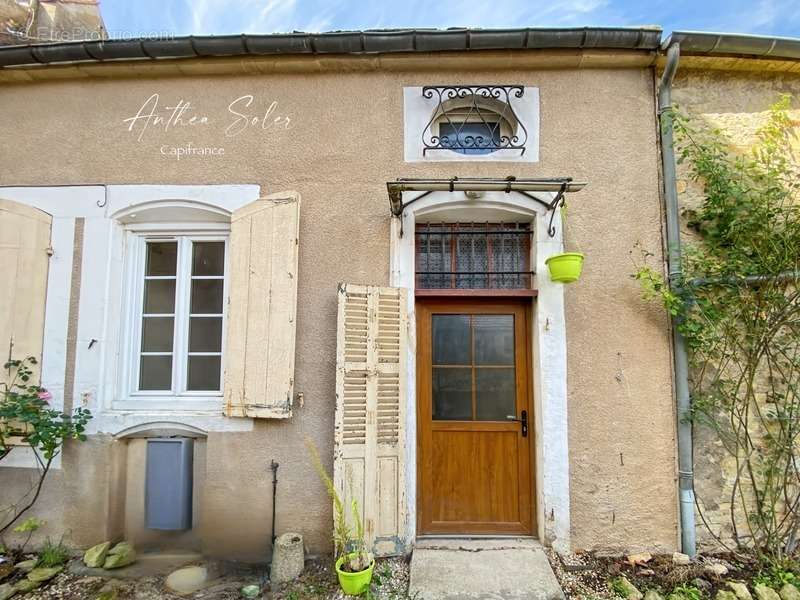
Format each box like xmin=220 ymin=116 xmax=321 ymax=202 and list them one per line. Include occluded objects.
xmin=658 ymin=42 xmax=697 ymax=558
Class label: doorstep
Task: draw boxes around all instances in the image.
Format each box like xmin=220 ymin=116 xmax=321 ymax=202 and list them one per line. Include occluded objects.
xmin=409 ymin=538 xmax=564 ymax=600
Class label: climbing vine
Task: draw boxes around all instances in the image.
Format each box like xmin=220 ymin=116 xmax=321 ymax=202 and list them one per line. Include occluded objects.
xmin=635 ymin=95 xmax=800 ymax=562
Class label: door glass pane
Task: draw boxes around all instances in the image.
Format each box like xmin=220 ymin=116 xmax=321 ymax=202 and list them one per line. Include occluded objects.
xmin=432 ymin=367 xmax=472 ymax=420
xmin=432 ymin=315 xmax=471 ymax=365
xmin=189 ymin=317 xmax=223 ymax=352
xmin=141 ymin=317 xmax=174 ymax=352
xmin=192 ymin=242 xmax=225 ymax=276
xmin=140 ymin=355 xmax=173 ymax=390
xmin=146 ymin=242 xmax=177 ymax=276
xmin=475 ymin=367 xmax=516 ymax=421
xmin=474 ymin=315 xmax=514 ymax=365
xmin=187 ymin=356 xmax=221 ymax=391
xmin=144 ymin=280 xmax=176 ymax=314
xmin=190 ymin=280 xmax=224 ymax=314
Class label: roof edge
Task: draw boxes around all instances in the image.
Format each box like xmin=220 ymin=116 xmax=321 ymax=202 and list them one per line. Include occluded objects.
xmin=0 ymin=27 xmax=662 ymax=68
xmin=665 ymin=30 xmax=800 ymax=61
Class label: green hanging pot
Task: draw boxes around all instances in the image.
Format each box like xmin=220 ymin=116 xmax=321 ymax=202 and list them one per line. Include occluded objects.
xmin=545 ymin=252 xmax=585 ymax=283
xmin=335 ymin=553 xmax=375 ymax=596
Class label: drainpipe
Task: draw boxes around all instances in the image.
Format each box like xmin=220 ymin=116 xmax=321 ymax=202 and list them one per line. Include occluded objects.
xmin=658 ymin=42 xmax=696 ymax=558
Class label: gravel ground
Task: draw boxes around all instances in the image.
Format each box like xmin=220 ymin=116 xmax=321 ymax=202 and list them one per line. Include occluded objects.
xmin=7 ymin=557 xmax=411 ymax=600
xmin=546 ymin=549 xmax=753 ymax=600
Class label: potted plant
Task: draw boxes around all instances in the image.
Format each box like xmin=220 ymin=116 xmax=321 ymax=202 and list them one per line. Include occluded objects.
xmin=307 ymin=441 xmax=374 ymax=596
xmin=545 ymin=204 xmax=585 ymax=283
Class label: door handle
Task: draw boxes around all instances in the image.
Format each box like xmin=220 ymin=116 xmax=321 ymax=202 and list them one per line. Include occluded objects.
xmin=506 ymin=410 xmax=528 ymax=437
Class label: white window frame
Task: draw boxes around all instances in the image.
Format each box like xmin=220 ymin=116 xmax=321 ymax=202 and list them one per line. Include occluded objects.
xmin=117 ymin=227 xmax=229 ymax=412
xmin=403 ymin=86 xmax=540 ymax=163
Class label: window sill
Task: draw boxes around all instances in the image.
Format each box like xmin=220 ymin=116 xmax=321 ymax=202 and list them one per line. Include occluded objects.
xmin=87 ymin=408 xmax=254 ymax=436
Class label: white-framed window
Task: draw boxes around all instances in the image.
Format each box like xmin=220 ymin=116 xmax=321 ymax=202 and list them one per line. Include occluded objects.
xmin=118 ymin=229 xmax=228 ymax=410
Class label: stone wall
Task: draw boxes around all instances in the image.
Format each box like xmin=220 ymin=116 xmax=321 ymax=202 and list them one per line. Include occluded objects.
xmin=672 ymin=67 xmax=800 ymax=550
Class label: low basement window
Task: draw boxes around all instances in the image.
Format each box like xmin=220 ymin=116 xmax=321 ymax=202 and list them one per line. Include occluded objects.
xmin=415 ymin=222 xmax=533 ymax=290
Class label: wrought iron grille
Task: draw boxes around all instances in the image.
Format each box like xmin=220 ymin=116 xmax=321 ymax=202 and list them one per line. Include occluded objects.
xmin=421 ymin=85 xmax=528 ymax=155
xmin=415 ymin=223 xmax=533 ymax=289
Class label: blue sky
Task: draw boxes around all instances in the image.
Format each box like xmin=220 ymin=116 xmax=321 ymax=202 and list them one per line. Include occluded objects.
xmin=102 ymin=0 xmax=800 ymax=39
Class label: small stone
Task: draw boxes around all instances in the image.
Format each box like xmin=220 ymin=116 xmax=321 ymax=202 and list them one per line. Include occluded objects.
xmin=640 ymin=569 xmax=656 ymax=576
xmin=0 ymin=583 xmax=14 ymax=600
xmin=717 ymin=592 xmax=738 ymax=600
xmin=13 ymin=560 xmax=36 ymax=573
xmin=270 ymin=533 xmax=304 ymax=585
xmin=705 ymin=563 xmax=729 ymax=577
xmin=729 ymin=583 xmax=754 ymax=600
xmin=645 ymin=590 xmax=665 ymax=600
xmin=27 ymin=566 xmax=63 ymax=583
xmin=755 ymin=584 xmax=782 ymax=600
xmin=12 ymin=579 xmax=41 ymax=593
xmin=673 ymin=552 xmax=691 ymax=565
xmin=780 ymin=584 xmax=800 ymax=600
xmin=103 ymin=542 xmax=136 ymax=569
xmin=83 ymin=542 xmax=111 ymax=568
xmin=615 ymin=576 xmax=643 ymax=600
xmin=165 ymin=566 xmax=209 ymax=595
xmin=241 ymin=585 xmax=260 ymax=598
xmin=627 ymin=553 xmax=653 ymax=566
xmin=694 ymin=579 xmax=713 ymax=594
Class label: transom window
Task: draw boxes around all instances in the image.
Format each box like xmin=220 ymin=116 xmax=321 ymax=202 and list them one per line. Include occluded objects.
xmin=415 ymin=222 xmax=532 ymax=290
xmin=135 ymin=237 xmax=226 ymax=395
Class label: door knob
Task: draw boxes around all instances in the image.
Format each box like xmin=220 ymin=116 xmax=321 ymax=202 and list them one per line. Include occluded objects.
xmin=506 ymin=410 xmax=528 ymax=437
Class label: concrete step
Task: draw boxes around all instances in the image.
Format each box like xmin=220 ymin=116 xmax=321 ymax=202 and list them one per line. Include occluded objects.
xmin=409 ymin=539 xmax=564 ymax=600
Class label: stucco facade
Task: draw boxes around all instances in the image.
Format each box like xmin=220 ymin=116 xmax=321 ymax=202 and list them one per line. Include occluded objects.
xmin=0 ymin=50 xmax=677 ymax=560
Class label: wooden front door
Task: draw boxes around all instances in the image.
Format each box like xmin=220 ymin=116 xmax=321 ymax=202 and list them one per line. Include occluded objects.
xmin=417 ymin=299 xmax=534 ymax=535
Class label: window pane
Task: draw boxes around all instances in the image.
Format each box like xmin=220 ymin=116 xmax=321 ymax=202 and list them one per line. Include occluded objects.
xmin=432 ymin=315 xmax=471 ymax=365
xmin=192 ymin=242 xmax=225 ymax=276
xmin=189 ymin=317 xmax=223 ymax=352
xmin=142 ymin=317 xmax=174 ymax=352
xmin=187 ymin=356 xmax=221 ymax=391
xmin=139 ymin=355 xmax=173 ymax=390
xmin=144 ymin=280 xmax=176 ymax=314
xmin=190 ymin=280 xmax=224 ymax=314
xmin=475 ymin=368 xmax=516 ymax=421
xmin=474 ymin=315 xmax=514 ymax=365
xmin=432 ymin=367 xmax=472 ymax=420
xmin=146 ymin=242 xmax=177 ymax=276
xmin=438 ymin=122 xmax=501 ymax=155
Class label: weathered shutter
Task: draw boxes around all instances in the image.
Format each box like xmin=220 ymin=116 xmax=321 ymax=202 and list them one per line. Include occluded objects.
xmin=334 ymin=283 xmax=408 ymax=556
xmin=0 ymin=200 xmax=52 ymax=446
xmin=223 ymin=192 xmax=300 ymax=419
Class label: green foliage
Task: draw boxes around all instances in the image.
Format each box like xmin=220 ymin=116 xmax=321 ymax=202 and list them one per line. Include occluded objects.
xmin=1 ymin=356 xmax=92 ymax=536
xmin=754 ymin=563 xmax=798 ymax=589
xmin=0 ymin=356 xmax=91 ymax=460
xmin=12 ymin=517 xmax=43 ymax=534
xmin=635 ymin=95 xmax=800 ymax=562
xmin=610 ymin=577 xmax=630 ymax=598
xmin=35 ymin=536 xmax=71 ymax=568
xmin=306 ymin=440 xmax=372 ymax=574
xmin=668 ymin=585 xmax=705 ymax=600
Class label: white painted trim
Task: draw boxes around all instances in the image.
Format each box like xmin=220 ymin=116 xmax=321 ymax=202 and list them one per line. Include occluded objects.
xmin=403 ymin=86 xmax=540 ymax=163
xmin=390 ymin=190 xmax=571 ymax=552
xmin=0 ymin=185 xmax=260 ymax=437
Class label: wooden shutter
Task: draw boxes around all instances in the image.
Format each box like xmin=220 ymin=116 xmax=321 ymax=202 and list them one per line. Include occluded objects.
xmin=0 ymin=200 xmax=52 ymax=446
xmin=334 ymin=283 xmax=408 ymax=556
xmin=223 ymin=192 xmax=300 ymax=419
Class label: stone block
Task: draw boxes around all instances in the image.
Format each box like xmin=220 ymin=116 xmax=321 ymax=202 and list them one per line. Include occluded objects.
xmin=270 ymin=533 xmax=304 ymax=585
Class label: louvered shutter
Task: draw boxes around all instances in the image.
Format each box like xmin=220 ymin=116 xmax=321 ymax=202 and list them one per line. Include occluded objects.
xmin=334 ymin=283 xmax=408 ymax=556
xmin=0 ymin=200 xmax=52 ymax=446
xmin=223 ymin=192 xmax=300 ymax=419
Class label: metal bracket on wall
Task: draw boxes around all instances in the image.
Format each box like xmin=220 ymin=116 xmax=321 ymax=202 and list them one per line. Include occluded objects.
xmin=387 ymin=177 xmax=576 ymax=238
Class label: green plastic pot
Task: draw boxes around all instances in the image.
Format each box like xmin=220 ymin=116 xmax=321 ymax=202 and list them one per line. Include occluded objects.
xmin=335 ymin=553 xmax=375 ymax=596
xmin=545 ymin=252 xmax=585 ymax=283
